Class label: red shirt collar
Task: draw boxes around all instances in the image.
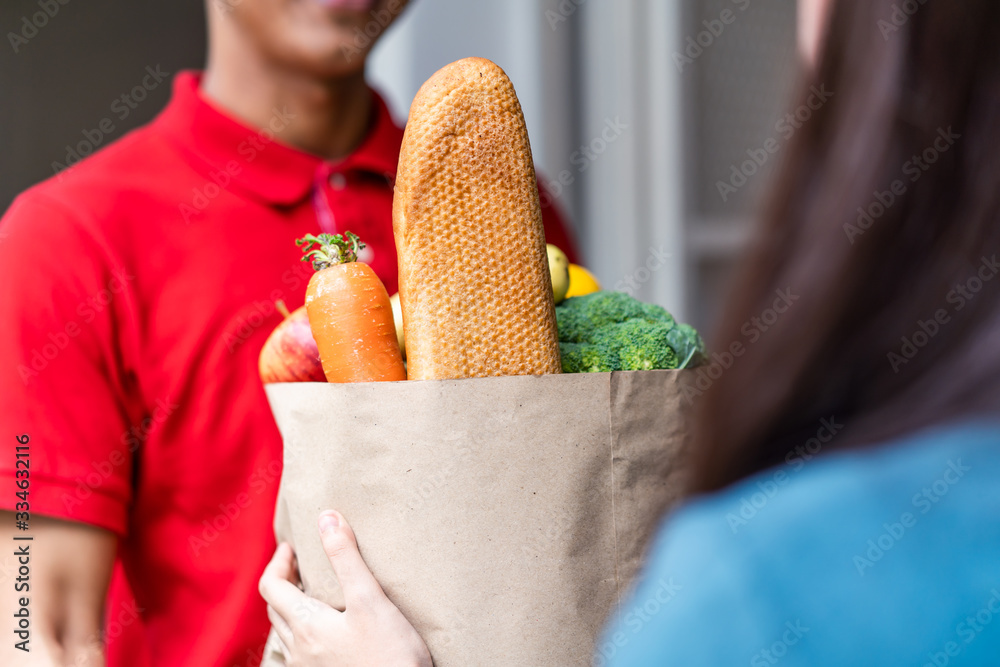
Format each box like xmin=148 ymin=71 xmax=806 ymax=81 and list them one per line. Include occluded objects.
xmin=154 ymin=71 xmax=403 ymax=206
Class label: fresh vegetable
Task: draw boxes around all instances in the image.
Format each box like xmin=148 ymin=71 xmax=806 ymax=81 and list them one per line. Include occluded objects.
xmin=598 ymin=320 xmax=680 ymax=371
xmin=560 ymin=342 xmax=616 ymax=374
xmin=555 ymin=291 xmax=706 ymax=372
xmin=664 ymin=323 xmax=707 ymax=371
xmin=566 ymin=264 xmax=602 ymax=298
xmin=557 ymin=291 xmax=654 ymax=342
xmin=298 ymin=232 xmax=406 ymax=383
xmin=547 ymin=244 xmax=571 ymax=305
xmin=258 ymin=301 xmax=326 ymax=384
xmin=389 ymin=292 xmax=405 ymax=359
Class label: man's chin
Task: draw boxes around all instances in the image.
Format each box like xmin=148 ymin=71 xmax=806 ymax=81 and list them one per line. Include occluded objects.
xmin=314 ymin=0 xmax=379 ymax=12
xmin=287 ymin=42 xmax=372 ymax=79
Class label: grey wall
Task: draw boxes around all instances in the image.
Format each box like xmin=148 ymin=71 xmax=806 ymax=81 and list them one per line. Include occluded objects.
xmin=683 ymin=0 xmax=800 ymax=331
xmin=0 ymin=0 xmax=206 ymax=210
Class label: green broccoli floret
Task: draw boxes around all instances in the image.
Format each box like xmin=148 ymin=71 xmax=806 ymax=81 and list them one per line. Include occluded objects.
xmin=559 ymin=342 xmax=618 ymax=373
xmin=555 ymin=291 xmax=706 ymax=373
xmin=555 ymin=305 xmax=591 ymax=344
xmin=556 ymin=292 xmax=648 ymax=343
xmin=639 ymin=302 xmax=677 ymax=328
xmin=593 ymin=320 xmax=679 ymax=371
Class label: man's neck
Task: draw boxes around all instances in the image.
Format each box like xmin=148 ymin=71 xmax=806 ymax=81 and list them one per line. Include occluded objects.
xmin=202 ymin=41 xmax=373 ymax=161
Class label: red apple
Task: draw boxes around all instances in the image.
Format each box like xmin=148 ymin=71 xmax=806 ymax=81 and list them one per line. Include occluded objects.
xmin=258 ymin=302 xmax=326 ymax=384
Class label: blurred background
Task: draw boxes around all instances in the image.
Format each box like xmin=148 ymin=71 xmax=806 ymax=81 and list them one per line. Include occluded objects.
xmin=0 ymin=0 xmax=799 ymax=334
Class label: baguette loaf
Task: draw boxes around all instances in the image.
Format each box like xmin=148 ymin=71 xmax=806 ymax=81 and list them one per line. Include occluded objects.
xmin=393 ymin=58 xmax=562 ymax=380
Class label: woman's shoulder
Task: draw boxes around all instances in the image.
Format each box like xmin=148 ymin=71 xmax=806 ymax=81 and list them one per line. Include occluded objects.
xmin=602 ymin=419 xmax=1000 ymax=666
xmin=688 ymin=418 xmax=1000 ymax=543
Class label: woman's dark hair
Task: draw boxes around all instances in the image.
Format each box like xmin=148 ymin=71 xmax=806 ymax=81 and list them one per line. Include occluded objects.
xmin=691 ymin=0 xmax=1000 ymax=493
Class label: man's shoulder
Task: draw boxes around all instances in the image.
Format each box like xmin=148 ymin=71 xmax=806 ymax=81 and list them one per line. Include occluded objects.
xmin=3 ymin=118 xmax=194 ymax=245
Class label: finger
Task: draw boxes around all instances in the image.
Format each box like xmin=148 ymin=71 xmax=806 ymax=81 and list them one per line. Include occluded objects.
xmin=318 ymin=511 xmax=385 ymax=608
xmin=268 ymin=543 xmax=297 ymax=581
xmin=259 ymin=543 xmax=312 ymax=623
xmin=267 ymin=604 xmax=295 ymax=651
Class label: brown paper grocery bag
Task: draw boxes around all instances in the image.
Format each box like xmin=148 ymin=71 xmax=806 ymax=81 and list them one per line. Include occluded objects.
xmin=260 ymin=370 xmax=693 ymax=667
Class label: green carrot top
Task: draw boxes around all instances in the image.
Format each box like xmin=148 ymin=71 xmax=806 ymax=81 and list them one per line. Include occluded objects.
xmin=296 ymin=232 xmax=366 ymax=271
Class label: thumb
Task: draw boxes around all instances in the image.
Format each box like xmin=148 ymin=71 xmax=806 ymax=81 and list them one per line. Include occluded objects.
xmin=318 ymin=511 xmax=384 ymax=608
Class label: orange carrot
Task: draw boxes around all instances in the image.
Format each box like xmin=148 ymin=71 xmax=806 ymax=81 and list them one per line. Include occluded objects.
xmin=297 ymin=232 xmax=406 ymax=383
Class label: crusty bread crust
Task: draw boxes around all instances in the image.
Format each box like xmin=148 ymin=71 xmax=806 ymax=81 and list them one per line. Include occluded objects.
xmin=393 ymin=57 xmax=562 ymax=380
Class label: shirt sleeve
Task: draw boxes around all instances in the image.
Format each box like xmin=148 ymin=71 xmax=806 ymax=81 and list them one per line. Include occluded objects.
xmin=537 ymin=178 xmax=583 ymax=266
xmin=0 ymin=192 xmax=140 ymax=536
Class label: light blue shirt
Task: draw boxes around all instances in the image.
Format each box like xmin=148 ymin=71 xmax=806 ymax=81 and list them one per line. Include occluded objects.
xmin=601 ymin=420 xmax=1000 ymax=666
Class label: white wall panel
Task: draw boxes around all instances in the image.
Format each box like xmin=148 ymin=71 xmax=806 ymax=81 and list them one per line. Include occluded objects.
xmin=368 ymin=0 xmax=562 ymax=175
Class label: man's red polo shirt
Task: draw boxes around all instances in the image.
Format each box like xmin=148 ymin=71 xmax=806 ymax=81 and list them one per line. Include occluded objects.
xmin=0 ymin=72 xmax=579 ymax=666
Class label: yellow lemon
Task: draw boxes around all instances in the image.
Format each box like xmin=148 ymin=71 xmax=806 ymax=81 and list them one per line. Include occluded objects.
xmin=547 ymin=244 xmax=571 ymax=304
xmin=389 ymin=293 xmax=405 ymax=359
xmin=566 ymin=264 xmax=601 ymax=298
